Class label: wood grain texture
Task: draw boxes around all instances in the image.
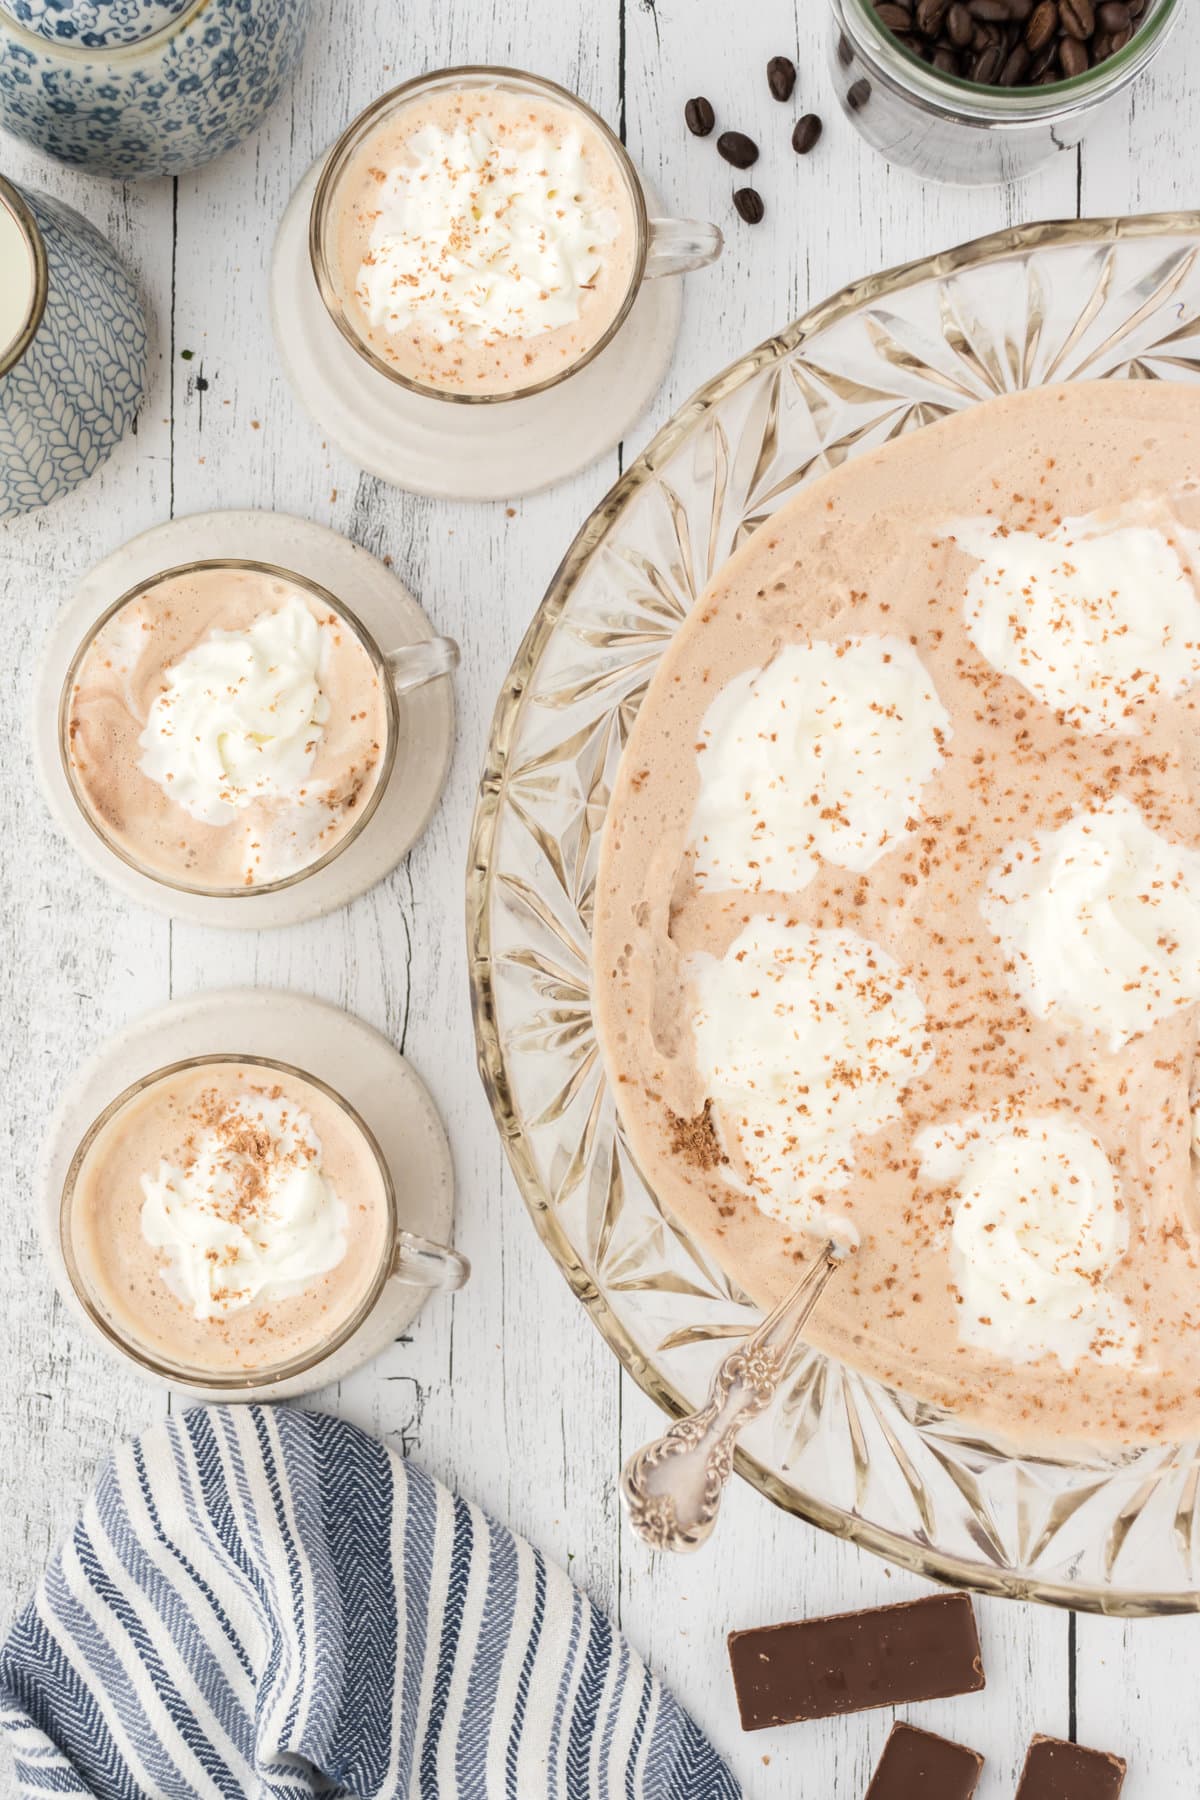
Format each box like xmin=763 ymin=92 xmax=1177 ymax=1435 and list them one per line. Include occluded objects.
xmin=3 ymin=1 xmax=1200 ymax=1795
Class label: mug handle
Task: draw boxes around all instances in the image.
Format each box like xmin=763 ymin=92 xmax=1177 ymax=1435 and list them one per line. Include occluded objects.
xmin=385 ymin=636 xmax=460 ymax=697
xmin=390 ymin=1229 xmax=471 ymax=1291
xmin=644 ymin=218 xmax=724 ymax=279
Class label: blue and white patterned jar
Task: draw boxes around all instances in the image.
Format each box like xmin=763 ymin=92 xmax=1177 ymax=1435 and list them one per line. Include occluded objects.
xmin=0 ymin=176 xmax=148 ymax=519
xmin=0 ymin=0 xmax=311 ymax=177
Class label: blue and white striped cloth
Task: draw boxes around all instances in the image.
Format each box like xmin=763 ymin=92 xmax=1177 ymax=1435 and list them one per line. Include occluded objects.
xmin=0 ymin=1406 xmax=740 ymax=1800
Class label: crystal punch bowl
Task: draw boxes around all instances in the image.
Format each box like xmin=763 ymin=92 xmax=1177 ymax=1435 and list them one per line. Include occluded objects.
xmin=469 ymin=213 xmax=1200 ymax=1614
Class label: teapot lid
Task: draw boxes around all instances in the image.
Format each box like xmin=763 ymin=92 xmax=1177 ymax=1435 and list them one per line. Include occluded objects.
xmin=0 ymin=0 xmax=195 ymax=48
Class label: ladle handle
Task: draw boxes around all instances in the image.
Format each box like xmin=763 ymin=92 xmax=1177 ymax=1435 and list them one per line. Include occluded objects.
xmin=620 ymin=1247 xmax=843 ymax=1554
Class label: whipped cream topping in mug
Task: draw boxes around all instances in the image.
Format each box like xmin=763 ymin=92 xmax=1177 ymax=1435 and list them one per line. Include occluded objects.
xmin=140 ymin=1086 xmax=348 ymax=1321
xmin=329 ymin=83 xmax=638 ymax=396
xmin=65 ymin=565 xmax=391 ymax=894
xmin=355 ymin=122 xmax=620 ymax=348
xmin=138 ymin=593 xmax=333 ymax=826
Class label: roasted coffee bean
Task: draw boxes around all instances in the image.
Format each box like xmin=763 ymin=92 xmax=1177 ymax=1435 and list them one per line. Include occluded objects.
xmin=971 ymin=39 xmax=1006 ymax=78
xmin=847 ymin=76 xmax=872 ymax=108
xmin=767 ymin=55 xmax=797 ymax=100
xmin=837 ymin=31 xmax=854 ymax=63
xmin=1059 ymin=31 xmax=1090 ymax=70
xmin=684 ymin=95 xmax=715 ymax=137
xmin=1027 ymin=35 xmax=1059 ymax=76
xmin=1025 ymin=1 xmax=1058 ymax=50
xmin=999 ymin=40 xmax=1030 ymax=80
xmin=716 ymin=130 xmax=759 ymax=168
xmin=867 ymin=0 xmax=1138 ymax=92
xmin=792 ymin=112 xmax=823 ymax=153
xmin=946 ymin=2 xmax=975 ymax=42
xmin=732 ymin=187 xmax=765 ymax=224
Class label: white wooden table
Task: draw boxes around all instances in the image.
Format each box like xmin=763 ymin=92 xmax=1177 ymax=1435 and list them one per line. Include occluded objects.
xmin=3 ymin=4 xmax=1199 ymax=1795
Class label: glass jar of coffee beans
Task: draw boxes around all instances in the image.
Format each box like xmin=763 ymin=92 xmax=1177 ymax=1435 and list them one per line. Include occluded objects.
xmin=827 ymin=0 xmax=1178 ymax=183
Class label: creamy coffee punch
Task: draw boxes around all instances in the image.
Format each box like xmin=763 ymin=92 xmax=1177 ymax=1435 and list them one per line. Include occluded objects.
xmin=66 ymin=1059 xmax=393 ymax=1378
xmin=64 ymin=563 xmax=392 ymax=893
xmin=323 ymin=79 xmax=639 ymax=397
xmin=595 ymin=381 xmax=1200 ymax=1448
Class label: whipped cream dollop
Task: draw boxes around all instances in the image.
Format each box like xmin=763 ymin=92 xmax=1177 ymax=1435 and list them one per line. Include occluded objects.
xmin=355 ymin=122 xmax=619 ymax=347
xmin=917 ymin=1114 xmax=1138 ymax=1369
xmin=691 ymin=915 xmax=933 ymax=1241
xmin=951 ymin=505 xmax=1200 ymax=735
xmin=138 ymin=596 xmax=331 ymax=826
xmin=140 ymin=1089 xmax=348 ymax=1321
xmin=689 ymin=637 xmax=951 ymax=895
xmin=981 ymin=796 xmax=1200 ymax=1051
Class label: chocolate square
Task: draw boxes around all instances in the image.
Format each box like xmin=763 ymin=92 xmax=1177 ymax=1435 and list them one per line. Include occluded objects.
xmin=865 ymin=1722 xmax=983 ymax=1798
xmin=1015 ymin=1734 xmax=1126 ymax=1799
xmin=727 ymin=1591 xmax=984 ymax=1730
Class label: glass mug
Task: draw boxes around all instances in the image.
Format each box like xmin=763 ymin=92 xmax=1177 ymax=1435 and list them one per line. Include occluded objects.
xmin=59 ymin=556 xmax=458 ymax=899
xmin=309 ymin=64 xmax=724 ymax=404
xmin=60 ymin=1052 xmax=469 ymax=1389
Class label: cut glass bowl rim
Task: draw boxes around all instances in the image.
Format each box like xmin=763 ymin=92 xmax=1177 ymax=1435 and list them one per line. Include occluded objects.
xmin=468 ymin=210 xmax=1200 ymax=1616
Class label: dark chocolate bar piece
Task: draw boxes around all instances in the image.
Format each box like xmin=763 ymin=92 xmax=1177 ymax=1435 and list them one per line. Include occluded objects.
xmin=864 ymin=1722 xmax=983 ymax=1799
xmin=1015 ymin=1735 xmax=1126 ymax=1799
xmin=727 ymin=1591 xmax=984 ymax=1730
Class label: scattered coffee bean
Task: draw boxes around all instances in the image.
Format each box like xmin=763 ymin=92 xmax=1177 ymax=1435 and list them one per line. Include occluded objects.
xmin=767 ymin=55 xmax=797 ymax=100
xmin=716 ymin=129 xmax=759 ymax=168
xmin=847 ymin=76 xmax=872 ymax=108
xmin=792 ymin=112 xmax=823 ymax=153
xmin=867 ymin=0 xmax=1149 ymax=87
xmin=684 ymin=95 xmax=715 ymax=137
xmin=733 ymin=187 xmax=765 ymax=224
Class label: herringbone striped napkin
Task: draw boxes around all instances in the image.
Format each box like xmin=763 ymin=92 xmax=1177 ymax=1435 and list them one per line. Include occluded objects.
xmin=0 ymin=1406 xmax=739 ymax=1800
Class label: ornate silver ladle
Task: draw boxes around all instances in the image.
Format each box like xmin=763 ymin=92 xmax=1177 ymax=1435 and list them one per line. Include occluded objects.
xmin=620 ymin=1243 xmax=847 ymax=1554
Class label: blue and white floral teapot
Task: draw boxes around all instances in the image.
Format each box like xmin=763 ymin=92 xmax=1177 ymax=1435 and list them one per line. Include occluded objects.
xmin=0 ymin=0 xmax=311 ymax=176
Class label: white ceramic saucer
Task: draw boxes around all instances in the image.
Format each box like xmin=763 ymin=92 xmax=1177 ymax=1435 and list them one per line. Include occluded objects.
xmin=269 ymin=156 xmax=682 ymax=501
xmin=37 ymin=989 xmax=458 ymax=1402
xmin=32 ymin=509 xmax=455 ymax=929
